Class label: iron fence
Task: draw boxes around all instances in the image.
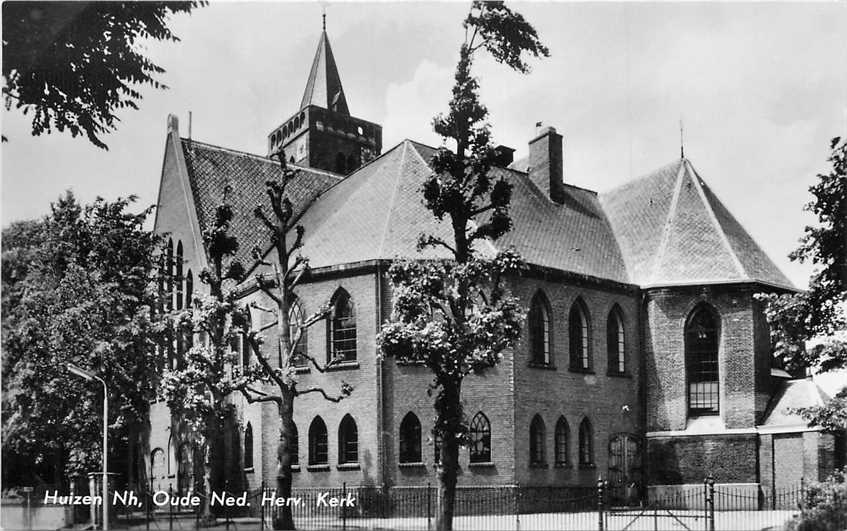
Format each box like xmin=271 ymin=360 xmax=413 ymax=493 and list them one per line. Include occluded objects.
xmin=26 ymin=477 xmax=834 ymax=530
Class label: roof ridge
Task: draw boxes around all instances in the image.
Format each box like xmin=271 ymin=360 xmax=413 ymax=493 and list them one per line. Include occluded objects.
xmin=180 ymin=137 xmax=344 ymax=180
xmin=377 ymin=142 xmax=410 ymax=257
xmin=684 ymin=159 xmax=748 ymax=279
xmin=648 ymin=160 xmax=686 ymax=284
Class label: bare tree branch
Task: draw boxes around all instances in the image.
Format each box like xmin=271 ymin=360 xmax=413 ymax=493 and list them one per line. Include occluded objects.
xmin=294 ymin=386 xmax=347 ymax=402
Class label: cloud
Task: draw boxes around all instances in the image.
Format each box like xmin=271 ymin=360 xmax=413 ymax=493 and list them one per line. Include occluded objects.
xmin=382 ymin=60 xmax=454 ymax=150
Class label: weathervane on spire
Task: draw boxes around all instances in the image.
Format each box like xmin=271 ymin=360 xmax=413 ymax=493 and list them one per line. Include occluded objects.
xmin=322 ymin=6 xmax=327 ymax=32
xmin=679 ymin=117 xmax=685 ymax=159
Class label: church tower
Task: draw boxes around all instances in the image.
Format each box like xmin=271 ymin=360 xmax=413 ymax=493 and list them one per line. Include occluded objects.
xmin=267 ymin=18 xmax=382 ymax=174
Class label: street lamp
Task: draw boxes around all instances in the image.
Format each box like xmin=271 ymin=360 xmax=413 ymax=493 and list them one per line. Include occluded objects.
xmin=68 ymin=363 xmax=109 ymax=531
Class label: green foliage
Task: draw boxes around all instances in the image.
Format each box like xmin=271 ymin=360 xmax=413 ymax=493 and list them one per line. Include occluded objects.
xmin=2 ymin=1 xmax=203 ymax=149
xmin=1 ymin=193 xmax=163 ymax=478
xmin=786 ymin=468 xmax=847 ymax=531
xmin=756 ymin=137 xmax=847 ymax=430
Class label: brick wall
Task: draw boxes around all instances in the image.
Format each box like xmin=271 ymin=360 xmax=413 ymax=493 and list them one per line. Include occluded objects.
xmin=646 ymin=434 xmax=758 ymax=484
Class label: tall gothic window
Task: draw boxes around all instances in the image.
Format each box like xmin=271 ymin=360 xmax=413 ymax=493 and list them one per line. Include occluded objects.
xmin=185 ymin=270 xmax=193 ymax=309
xmin=244 ymin=423 xmax=254 ymax=469
xmin=579 ymin=418 xmax=593 ymax=466
xmin=528 ymin=291 xmax=552 ymax=365
xmin=308 ymin=417 xmax=328 ymax=466
xmin=469 ymin=412 xmax=491 ymax=463
xmin=529 ymin=415 xmax=546 ymax=466
xmin=291 ymin=423 xmax=299 ymax=466
xmin=569 ymin=299 xmax=591 ymax=370
xmin=607 ymin=306 xmax=626 ymax=374
xmin=289 ymin=300 xmax=308 ymax=367
xmin=434 ymin=433 xmax=443 ymax=465
xmin=338 ymin=414 xmax=358 ymax=464
xmin=329 ymin=289 xmax=356 ymax=362
xmin=686 ymin=305 xmax=720 ymax=415
xmin=399 ymin=412 xmax=422 ymax=464
xmin=175 ymin=241 xmax=183 ymax=310
xmin=166 ymin=239 xmax=174 ymax=311
xmin=554 ymin=416 xmax=569 ymax=466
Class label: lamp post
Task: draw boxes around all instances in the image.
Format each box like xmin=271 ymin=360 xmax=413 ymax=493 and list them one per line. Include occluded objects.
xmin=68 ymin=363 xmax=109 ymax=531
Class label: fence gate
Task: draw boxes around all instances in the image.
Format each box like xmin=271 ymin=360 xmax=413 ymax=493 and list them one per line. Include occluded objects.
xmin=603 ymin=478 xmax=715 ymax=531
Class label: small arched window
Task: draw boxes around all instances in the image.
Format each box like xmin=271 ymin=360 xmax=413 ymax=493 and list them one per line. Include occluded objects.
xmin=289 ymin=300 xmax=308 ymax=367
xmin=529 ymin=415 xmax=546 ymax=465
xmin=291 ymin=423 xmax=299 ymax=466
xmin=335 ymin=153 xmax=346 ymax=174
xmin=329 ymin=289 xmax=356 ymax=362
xmin=434 ymin=433 xmax=443 ymax=465
xmin=579 ymin=418 xmax=593 ymax=466
xmin=185 ymin=270 xmax=193 ymax=309
xmin=175 ymin=241 xmax=183 ymax=310
xmin=686 ymin=305 xmax=720 ymax=415
xmin=338 ymin=414 xmax=358 ymax=464
xmin=166 ymin=239 xmax=174 ymax=311
xmin=399 ymin=413 xmax=422 ymax=464
xmin=607 ymin=306 xmax=626 ymax=374
xmin=569 ymin=299 xmax=591 ymax=371
xmin=469 ymin=412 xmax=491 ymax=463
xmin=346 ymin=154 xmax=358 ymax=172
xmin=528 ymin=291 xmax=552 ymax=365
xmin=244 ymin=423 xmax=254 ymax=469
xmin=554 ymin=416 xmax=569 ymax=466
xmin=308 ymin=417 xmax=328 ymax=466
xmin=157 ymin=254 xmax=165 ymax=314
xmin=241 ymin=310 xmax=252 ymax=368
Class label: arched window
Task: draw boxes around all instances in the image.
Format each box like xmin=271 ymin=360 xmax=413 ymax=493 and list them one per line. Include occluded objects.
xmin=289 ymin=300 xmax=308 ymax=367
xmin=346 ymin=154 xmax=358 ymax=172
xmin=166 ymin=239 xmax=174 ymax=311
xmin=329 ymin=289 xmax=356 ymax=362
xmin=338 ymin=414 xmax=358 ymax=464
xmin=686 ymin=305 xmax=720 ymax=415
xmin=185 ymin=270 xmax=193 ymax=309
xmin=469 ymin=412 xmax=491 ymax=463
xmin=569 ymin=299 xmax=591 ymax=370
xmin=528 ymin=291 xmax=552 ymax=365
xmin=308 ymin=417 xmax=328 ymax=465
xmin=529 ymin=415 xmax=546 ymax=465
xmin=157 ymin=254 xmax=165 ymax=315
xmin=240 ymin=310 xmax=252 ymax=368
xmin=335 ymin=153 xmax=346 ymax=174
xmin=434 ymin=433 xmax=443 ymax=465
xmin=554 ymin=416 xmax=569 ymax=466
xmin=244 ymin=423 xmax=254 ymax=469
xmin=579 ymin=418 xmax=593 ymax=466
xmin=175 ymin=241 xmax=183 ymax=310
xmin=399 ymin=413 xmax=422 ymax=464
xmin=291 ymin=423 xmax=299 ymax=466
xmin=607 ymin=306 xmax=626 ymax=374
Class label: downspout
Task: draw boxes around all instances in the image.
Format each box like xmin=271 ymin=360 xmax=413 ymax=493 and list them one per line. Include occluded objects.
xmin=375 ymin=261 xmax=386 ymax=487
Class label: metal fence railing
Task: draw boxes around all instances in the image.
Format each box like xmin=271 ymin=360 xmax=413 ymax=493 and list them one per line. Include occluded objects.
xmin=13 ymin=476 xmax=838 ymax=530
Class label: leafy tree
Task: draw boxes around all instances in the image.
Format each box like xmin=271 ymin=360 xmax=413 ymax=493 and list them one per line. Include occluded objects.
xmin=159 ymin=192 xmax=249 ymax=520
xmin=377 ymin=3 xmax=547 ymax=530
xmin=233 ymin=154 xmax=353 ymax=530
xmin=2 ymin=1 xmax=202 ymax=149
xmin=757 ymin=137 xmax=847 ymax=430
xmin=785 ymin=468 xmax=847 ymax=531
xmin=1 ymin=193 xmax=163 ymax=488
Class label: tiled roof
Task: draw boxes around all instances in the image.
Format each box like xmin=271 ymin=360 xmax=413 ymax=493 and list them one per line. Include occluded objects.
xmin=180 ymin=139 xmax=341 ymax=268
xmin=599 ymin=159 xmax=794 ymax=289
xmin=762 ymin=377 xmax=830 ymax=427
xmin=291 ymin=140 xmax=631 ymax=283
xmin=300 ymin=30 xmax=349 ymax=115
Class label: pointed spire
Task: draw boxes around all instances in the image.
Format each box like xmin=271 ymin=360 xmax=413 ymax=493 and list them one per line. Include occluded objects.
xmin=300 ymin=18 xmax=349 ymax=115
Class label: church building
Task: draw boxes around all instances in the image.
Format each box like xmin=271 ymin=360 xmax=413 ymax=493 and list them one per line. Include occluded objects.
xmin=147 ymin=24 xmax=844 ymax=505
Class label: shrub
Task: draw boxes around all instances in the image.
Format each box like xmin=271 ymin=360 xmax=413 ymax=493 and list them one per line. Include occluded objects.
xmin=786 ymin=469 xmax=847 ymax=531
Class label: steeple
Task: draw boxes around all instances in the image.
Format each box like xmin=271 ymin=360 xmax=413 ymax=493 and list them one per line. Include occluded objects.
xmin=300 ymin=20 xmax=349 ymax=115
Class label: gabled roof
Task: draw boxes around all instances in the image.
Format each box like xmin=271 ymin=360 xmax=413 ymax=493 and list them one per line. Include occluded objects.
xmin=179 ymin=139 xmax=341 ymax=268
xmin=300 ymin=29 xmax=349 ymax=115
xmin=761 ymin=377 xmax=830 ymax=428
xmin=290 ymin=140 xmax=631 ymax=283
xmin=599 ymin=159 xmax=795 ymax=290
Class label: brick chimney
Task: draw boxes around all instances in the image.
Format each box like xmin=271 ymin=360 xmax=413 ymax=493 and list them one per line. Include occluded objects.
xmin=528 ymin=124 xmax=564 ymax=204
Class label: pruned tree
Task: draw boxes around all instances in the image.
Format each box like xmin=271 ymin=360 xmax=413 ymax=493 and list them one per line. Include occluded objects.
xmin=377 ymin=3 xmax=548 ymax=530
xmin=159 ymin=192 xmax=249 ymax=520
xmin=756 ymin=136 xmax=847 ymax=431
xmin=233 ymin=152 xmax=352 ymax=530
xmin=2 ymin=1 xmax=203 ymax=148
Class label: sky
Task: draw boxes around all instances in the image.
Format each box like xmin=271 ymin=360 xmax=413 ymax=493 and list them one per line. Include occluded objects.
xmin=2 ymin=2 xmax=846 ymax=290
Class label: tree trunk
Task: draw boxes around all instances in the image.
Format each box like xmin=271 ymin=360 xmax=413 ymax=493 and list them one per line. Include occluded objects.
xmin=435 ymin=379 xmax=462 ymax=531
xmin=274 ymin=390 xmax=296 ymax=530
